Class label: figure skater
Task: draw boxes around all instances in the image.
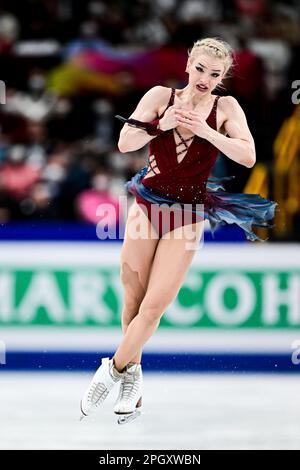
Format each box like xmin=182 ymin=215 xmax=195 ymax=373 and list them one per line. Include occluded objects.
xmin=80 ymin=37 xmax=277 ymax=424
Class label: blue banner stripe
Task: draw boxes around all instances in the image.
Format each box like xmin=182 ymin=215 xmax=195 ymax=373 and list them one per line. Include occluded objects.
xmin=1 ymin=351 xmax=299 ymax=373
xmin=0 ymin=222 xmax=245 ymax=242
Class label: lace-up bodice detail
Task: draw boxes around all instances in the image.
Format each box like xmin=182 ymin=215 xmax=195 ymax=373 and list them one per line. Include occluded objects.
xmin=173 ymin=127 xmax=194 ymax=163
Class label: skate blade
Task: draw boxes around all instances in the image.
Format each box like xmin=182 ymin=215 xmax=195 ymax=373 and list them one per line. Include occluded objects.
xmin=79 ymin=400 xmax=88 ymax=421
xmin=117 ymin=409 xmax=141 ymax=425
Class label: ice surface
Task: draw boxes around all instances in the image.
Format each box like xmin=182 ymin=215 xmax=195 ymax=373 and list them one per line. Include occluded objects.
xmin=0 ymin=372 xmax=299 ymax=450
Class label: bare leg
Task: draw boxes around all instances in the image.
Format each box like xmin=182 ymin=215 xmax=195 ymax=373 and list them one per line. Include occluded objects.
xmin=113 ymin=220 xmax=204 ymax=371
xmin=119 ymin=200 xmax=159 ymax=364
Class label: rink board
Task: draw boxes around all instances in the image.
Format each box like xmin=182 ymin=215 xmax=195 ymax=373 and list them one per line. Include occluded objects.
xmin=0 ymin=242 xmax=299 ymax=372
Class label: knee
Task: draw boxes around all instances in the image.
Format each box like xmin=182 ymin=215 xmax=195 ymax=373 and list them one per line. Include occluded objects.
xmin=122 ymin=292 xmax=143 ymax=326
xmin=122 ymin=298 xmax=142 ymax=326
xmin=138 ymin=295 xmax=168 ymax=325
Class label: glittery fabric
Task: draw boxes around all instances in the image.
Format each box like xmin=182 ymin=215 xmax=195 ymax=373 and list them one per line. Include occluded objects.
xmin=124 ymin=88 xmax=278 ymax=240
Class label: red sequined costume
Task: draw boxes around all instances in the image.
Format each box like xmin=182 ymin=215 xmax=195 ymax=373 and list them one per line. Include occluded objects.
xmin=120 ymin=87 xmax=277 ymax=241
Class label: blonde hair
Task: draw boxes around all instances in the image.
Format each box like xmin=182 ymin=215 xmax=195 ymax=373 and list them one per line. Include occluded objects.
xmin=188 ymin=37 xmax=234 ymax=78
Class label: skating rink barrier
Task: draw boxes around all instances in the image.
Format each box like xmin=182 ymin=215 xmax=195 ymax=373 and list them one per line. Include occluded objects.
xmin=0 ymin=242 xmax=299 ymax=372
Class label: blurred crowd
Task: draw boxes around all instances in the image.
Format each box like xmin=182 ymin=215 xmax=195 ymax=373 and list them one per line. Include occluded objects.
xmin=0 ymin=0 xmax=299 ymax=232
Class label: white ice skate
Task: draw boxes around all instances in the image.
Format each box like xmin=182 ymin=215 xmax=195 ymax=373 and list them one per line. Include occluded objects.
xmin=80 ymin=357 xmax=126 ymax=420
xmin=113 ymin=362 xmax=143 ymax=425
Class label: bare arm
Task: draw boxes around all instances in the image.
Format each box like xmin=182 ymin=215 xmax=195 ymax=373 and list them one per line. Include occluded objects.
xmin=203 ymin=96 xmax=256 ymax=168
xmin=117 ymin=86 xmax=169 ymax=153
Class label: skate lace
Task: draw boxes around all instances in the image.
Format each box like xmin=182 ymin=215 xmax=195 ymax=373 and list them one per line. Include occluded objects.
xmin=119 ymin=372 xmax=140 ymax=402
xmin=88 ymin=382 xmax=109 ymax=406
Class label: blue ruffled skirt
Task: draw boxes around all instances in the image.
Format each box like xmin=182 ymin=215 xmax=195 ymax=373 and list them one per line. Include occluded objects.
xmin=125 ymin=166 xmax=278 ymax=242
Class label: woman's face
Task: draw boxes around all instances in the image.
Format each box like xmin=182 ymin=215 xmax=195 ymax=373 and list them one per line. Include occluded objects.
xmin=186 ymin=52 xmax=225 ymax=95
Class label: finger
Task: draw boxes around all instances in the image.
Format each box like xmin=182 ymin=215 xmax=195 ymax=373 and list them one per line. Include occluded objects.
xmin=182 ymin=112 xmax=203 ymax=122
xmin=178 ymin=122 xmax=193 ymax=131
xmin=184 ymin=124 xmax=193 ymax=131
xmin=177 ymin=115 xmax=194 ymax=123
xmin=176 ymin=116 xmax=187 ymax=123
xmin=177 ymin=119 xmax=194 ymax=128
xmin=183 ymin=111 xmax=198 ymax=117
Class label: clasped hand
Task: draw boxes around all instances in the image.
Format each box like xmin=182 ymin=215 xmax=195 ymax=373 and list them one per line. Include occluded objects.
xmin=175 ymin=109 xmax=211 ymax=139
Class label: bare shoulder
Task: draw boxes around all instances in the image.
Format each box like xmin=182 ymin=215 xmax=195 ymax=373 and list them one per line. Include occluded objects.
xmin=145 ymin=85 xmax=170 ymax=102
xmin=127 ymin=85 xmax=170 ymax=122
xmin=153 ymin=85 xmax=173 ymax=108
xmin=156 ymin=86 xmax=175 ymax=115
xmin=155 ymin=85 xmax=173 ymax=95
xmin=219 ymin=95 xmax=254 ymax=143
xmin=217 ymin=96 xmax=248 ymax=133
xmin=218 ymin=95 xmax=244 ymax=115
